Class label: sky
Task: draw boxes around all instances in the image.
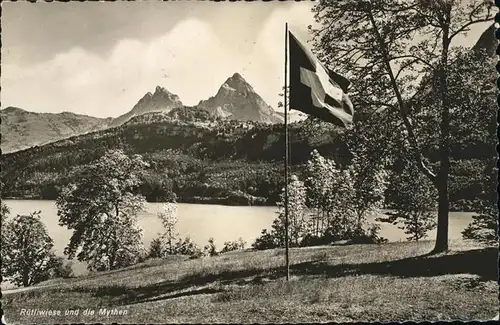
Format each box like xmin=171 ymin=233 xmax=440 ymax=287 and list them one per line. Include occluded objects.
xmin=1 ymin=1 xmax=492 ymax=118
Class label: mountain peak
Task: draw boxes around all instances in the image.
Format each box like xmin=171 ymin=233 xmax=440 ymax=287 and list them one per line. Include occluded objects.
xmin=222 ymin=72 xmax=255 ymax=94
xmin=154 ymin=86 xmax=173 ymax=95
xmin=197 ymin=74 xmax=282 ymax=124
xmin=230 ymin=72 xmax=244 ymax=80
xmin=109 ymin=86 xmax=183 ymax=127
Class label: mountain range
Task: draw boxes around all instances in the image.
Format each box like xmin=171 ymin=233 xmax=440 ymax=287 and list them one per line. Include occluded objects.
xmin=1 ymin=73 xmax=282 ymax=153
xmin=1 ymin=24 xmax=494 ymax=154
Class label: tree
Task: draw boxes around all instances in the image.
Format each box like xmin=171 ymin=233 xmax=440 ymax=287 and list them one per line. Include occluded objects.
xmin=277 ymin=174 xmax=308 ymax=246
xmin=56 ymin=150 xmax=147 ymax=271
xmin=389 ymin=162 xmax=438 ymax=241
xmin=311 ymin=0 xmax=494 ymax=252
xmin=1 ymin=211 xmax=57 ymax=287
xmin=1 ymin=202 xmax=11 ymax=256
xmin=305 ymin=150 xmax=357 ymax=239
xmin=286 ymin=175 xmax=309 ymax=246
xmin=348 ymin=151 xmax=389 ymax=230
xmin=252 ymin=175 xmax=308 ymax=250
xmin=462 ymin=157 xmax=498 ymax=244
xmin=157 ymin=203 xmax=179 ymax=255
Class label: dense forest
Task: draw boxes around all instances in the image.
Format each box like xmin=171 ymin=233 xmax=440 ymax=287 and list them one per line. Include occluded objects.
xmin=1 ymin=104 xmax=491 ymax=211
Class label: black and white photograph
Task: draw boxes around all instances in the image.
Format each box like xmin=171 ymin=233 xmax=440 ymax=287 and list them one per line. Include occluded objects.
xmin=1 ymin=0 xmax=498 ymax=323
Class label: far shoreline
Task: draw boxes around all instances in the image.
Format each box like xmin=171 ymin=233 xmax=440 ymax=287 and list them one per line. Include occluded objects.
xmin=1 ymin=197 xmax=478 ymax=213
xmin=1 ymin=196 xmax=278 ymax=208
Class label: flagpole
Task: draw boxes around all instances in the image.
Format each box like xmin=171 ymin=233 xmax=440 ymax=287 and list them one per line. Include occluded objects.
xmin=284 ymin=22 xmax=290 ymax=282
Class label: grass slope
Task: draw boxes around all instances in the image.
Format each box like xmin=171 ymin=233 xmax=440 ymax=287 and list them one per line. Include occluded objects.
xmin=3 ymin=240 xmax=497 ymax=323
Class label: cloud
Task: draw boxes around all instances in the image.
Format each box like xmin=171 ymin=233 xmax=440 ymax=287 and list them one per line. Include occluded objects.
xmin=2 ymin=6 xmax=315 ymax=118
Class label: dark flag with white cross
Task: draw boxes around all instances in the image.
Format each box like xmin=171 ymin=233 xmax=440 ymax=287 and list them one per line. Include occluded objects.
xmin=288 ymin=31 xmax=354 ymax=128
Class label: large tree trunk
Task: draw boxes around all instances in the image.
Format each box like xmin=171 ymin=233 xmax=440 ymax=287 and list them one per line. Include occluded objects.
xmin=433 ymin=9 xmax=451 ymax=254
xmin=434 ymin=171 xmax=449 ymax=252
xmin=22 ymin=266 xmax=30 ymax=287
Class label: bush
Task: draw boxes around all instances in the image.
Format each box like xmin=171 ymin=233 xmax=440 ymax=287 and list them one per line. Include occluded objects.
xmin=114 ymin=248 xmax=141 ymax=269
xmin=174 ymin=237 xmax=203 ymax=258
xmin=299 ymin=233 xmax=330 ymax=247
xmin=220 ymin=238 xmax=246 ymax=253
xmin=203 ymin=238 xmax=218 ymax=257
xmin=47 ymin=257 xmax=74 ymax=279
xmin=148 ymin=238 xmax=164 ymax=258
xmin=252 ymin=229 xmax=280 ymax=250
xmin=349 ymin=224 xmax=388 ymax=244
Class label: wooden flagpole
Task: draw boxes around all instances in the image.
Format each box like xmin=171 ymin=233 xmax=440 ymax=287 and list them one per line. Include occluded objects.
xmin=284 ymin=22 xmax=290 ymax=282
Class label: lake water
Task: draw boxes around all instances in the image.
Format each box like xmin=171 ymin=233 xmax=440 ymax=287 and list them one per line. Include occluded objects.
xmin=3 ymin=200 xmax=476 ymax=277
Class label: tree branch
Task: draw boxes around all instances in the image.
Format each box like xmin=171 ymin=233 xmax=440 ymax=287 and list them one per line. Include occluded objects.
xmin=448 ymin=4 xmax=493 ymax=41
xmin=389 ymin=54 xmax=436 ymax=71
xmin=365 ymin=3 xmax=437 ymax=182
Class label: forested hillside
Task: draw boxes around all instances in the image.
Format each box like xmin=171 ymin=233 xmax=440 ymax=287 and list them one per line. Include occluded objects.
xmin=1 ymin=106 xmax=348 ymax=205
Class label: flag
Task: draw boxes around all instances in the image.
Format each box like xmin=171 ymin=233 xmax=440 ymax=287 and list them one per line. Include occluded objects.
xmin=288 ymin=31 xmax=354 ymax=128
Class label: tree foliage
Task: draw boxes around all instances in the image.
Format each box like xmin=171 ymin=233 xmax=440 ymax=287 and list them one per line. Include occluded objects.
xmin=462 ymin=157 xmax=498 ymax=244
xmin=311 ymin=0 xmax=494 ymax=252
xmin=305 ymin=150 xmax=358 ymax=240
xmin=0 ymin=201 xmax=10 ymax=224
xmin=1 ymin=211 xmax=57 ymax=287
xmin=220 ymin=238 xmax=246 ymax=253
xmin=385 ymin=162 xmax=438 ymax=241
xmin=253 ymin=151 xmax=386 ymax=250
xmin=56 ymin=150 xmax=147 ymax=271
xmin=252 ymin=175 xmax=308 ymax=250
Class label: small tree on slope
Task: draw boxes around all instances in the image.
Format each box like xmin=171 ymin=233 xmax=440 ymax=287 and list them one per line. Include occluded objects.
xmin=390 ymin=163 xmax=437 ymax=241
xmin=1 ymin=211 xmax=57 ymax=287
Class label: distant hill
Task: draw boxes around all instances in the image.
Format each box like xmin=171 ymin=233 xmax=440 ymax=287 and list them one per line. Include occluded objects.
xmin=198 ymin=73 xmax=283 ymax=124
xmin=0 ymin=107 xmax=110 ymax=153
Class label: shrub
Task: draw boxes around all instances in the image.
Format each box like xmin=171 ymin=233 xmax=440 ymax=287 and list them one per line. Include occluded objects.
xmin=174 ymin=237 xmax=203 ymax=257
xmin=252 ymin=229 xmax=280 ymax=250
xmin=148 ymin=238 xmax=164 ymax=258
xmin=203 ymin=238 xmax=218 ymax=257
xmin=220 ymin=237 xmax=246 ymax=253
xmin=47 ymin=257 xmax=74 ymax=279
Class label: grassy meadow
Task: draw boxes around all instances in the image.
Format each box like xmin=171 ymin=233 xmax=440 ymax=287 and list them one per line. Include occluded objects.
xmin=3 ymin=239 xmax=497 ymax=323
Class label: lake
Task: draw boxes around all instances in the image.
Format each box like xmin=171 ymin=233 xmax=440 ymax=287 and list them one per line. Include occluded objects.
xmin=3 ymin=200 xmax=476 ymax=276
